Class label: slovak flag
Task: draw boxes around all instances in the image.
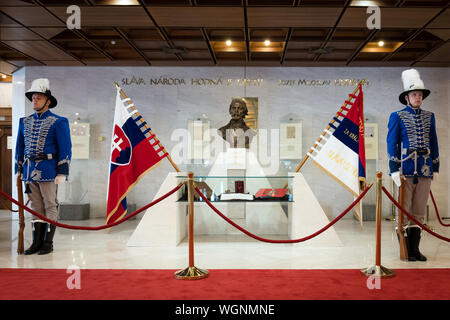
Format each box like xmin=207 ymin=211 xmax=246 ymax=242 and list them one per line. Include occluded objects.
xmin=308 ymin=84 xmax=366 ymax=196
xmin=106 ymin=87 xmax=168 ymax=224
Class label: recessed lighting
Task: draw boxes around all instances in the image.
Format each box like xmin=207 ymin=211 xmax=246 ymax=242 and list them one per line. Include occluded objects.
xmin=226 ymin=40 xmax=232 ymax=46
xmin=113 ymin=0 xmax=139 ymax=4
xmin=1 ymin=74 xmax=6 ymax=79
xmin=111 ymin=40 xmax=116 ymax=45
xmin=350 ymin=0 xmax=383 ymax=6
xmin=264 ymin=40 xmax=271 ymax=46
xmin=361 ymin=41 xmax=403 ymax=53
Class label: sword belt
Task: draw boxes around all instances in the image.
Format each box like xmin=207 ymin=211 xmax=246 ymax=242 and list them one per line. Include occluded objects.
xmin=25 ymin=153 xmax=58 ymax=161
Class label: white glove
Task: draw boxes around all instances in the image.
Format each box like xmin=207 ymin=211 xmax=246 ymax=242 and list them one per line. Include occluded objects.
xmin=391 ymin=171 xmax=401 ymax=187
xmin=54 ymin=175 xmax=67 ymax=185
xmin=433 ymin=172 xmax=439 ymax=183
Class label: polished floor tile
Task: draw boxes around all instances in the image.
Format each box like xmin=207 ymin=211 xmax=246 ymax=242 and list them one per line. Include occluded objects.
xmin=1 ymin=211 xmax=449 ymax=270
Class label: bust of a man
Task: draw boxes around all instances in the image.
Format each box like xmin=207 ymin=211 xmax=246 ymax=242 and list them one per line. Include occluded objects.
xmin=218 ymin=98 xmax=256 ymax=148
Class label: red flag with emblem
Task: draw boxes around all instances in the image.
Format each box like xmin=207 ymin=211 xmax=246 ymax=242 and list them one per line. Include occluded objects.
xmin=106 ymin=87 xmax=168 ymax=224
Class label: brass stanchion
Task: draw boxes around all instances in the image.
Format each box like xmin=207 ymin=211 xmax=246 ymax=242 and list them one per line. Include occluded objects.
xmin=174 ymin=172 xmax=209 ymax=280
xmin=361 ymin=172 xmax=395 ymax=278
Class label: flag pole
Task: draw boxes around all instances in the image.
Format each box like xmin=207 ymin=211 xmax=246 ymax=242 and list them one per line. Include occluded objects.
xmin=397 ymin=177 xmax=408 ymax=260
xmin=16 ymin=175 xmax=25 ymax=254
xmin=114 ymin=82 xmax=181 ymax=172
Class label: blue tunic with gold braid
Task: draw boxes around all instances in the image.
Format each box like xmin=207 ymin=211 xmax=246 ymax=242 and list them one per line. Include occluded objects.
xmin=15 ymin=109 xmax=72 ymax=182
xmin=387 ymin=105 xmax=439 ymax=179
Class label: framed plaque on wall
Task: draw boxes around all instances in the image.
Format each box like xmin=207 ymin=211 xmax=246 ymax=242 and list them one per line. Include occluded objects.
xmin=364 ymin=123 xmax=378 ymax=160
xmin=70 ymin=122 xmax=90 ymax=159
xmin=280 ymin=122 xmax=302 ymax=159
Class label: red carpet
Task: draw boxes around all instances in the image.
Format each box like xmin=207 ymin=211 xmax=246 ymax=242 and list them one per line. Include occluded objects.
xmin=1 ymin=268 xmax=449 ymax=300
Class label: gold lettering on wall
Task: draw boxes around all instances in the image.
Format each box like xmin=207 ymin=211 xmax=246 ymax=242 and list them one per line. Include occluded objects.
xmin=279 ymin=78 xmax=369 ymax=87
xmin=120 ymin=77 xmax=368 ymax=87
xmin=121 ymin=77 xmax=264 ymax=87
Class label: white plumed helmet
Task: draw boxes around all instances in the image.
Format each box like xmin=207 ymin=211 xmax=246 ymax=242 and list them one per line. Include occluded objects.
xmin=25 ymin=78 xmax=57 ymax=108
xmin=399 ymin=69 xmax=430 ymax=105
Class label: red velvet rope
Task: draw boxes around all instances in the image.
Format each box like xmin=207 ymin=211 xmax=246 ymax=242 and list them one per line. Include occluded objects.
xmin=0 ymin=183 xmax=183 ymax=231
xmin=430 ymin=190 xmax=450 ymax=227
xmin=194 ymin=183 xmax=372 ymax=243
xmin=382 ymin=187 xmax=450 ymax=242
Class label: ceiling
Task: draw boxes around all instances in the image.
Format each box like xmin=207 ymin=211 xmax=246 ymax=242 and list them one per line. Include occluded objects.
xmin=0 ymin=0 xmax=449 ymax=76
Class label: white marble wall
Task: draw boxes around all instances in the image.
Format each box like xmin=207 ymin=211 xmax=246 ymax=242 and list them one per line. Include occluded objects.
xmin=10 ymin=68 xmax=25 ymax=218
xmin=0 ymin=82 xmax=12 ymax=107
xmin=12 ymin=66 xmax=449 ymax=220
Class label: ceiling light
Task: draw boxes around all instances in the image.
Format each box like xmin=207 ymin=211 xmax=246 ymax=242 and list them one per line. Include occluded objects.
xmin=1 ymin=74 xmax=6 ymax=79
xmin=111 ymin=40 xmax=116 ymax=45
xmin=113 ymin=0 xmax=139 ymax=4
xmin=361 ymin=41 xmax=403 ymax=53
xmin=350 ymin=0 xmax=383 ymax=6
xmin=264 ymin=40 xmax=271 ymax=46
xmin=226 ymin=40 xmax=232 ymax=46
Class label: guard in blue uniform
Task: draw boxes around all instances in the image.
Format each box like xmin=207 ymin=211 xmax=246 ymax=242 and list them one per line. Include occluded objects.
xmin=387 ymin=69 xmax=439 ymax=262
xmin=15 ymin=78 xmax=72 ymax=255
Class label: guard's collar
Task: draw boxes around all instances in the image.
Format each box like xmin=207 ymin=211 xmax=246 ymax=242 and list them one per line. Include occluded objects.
xmin=34 ymin=109 xmax=51 ymax=119
xmin=406 ymin=105 xmax=421 ymax=114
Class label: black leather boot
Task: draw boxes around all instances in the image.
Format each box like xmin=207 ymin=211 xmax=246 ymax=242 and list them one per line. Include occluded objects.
xmin=410 ymin=227 xmax=427 ymax=261
xmin=38 ymin=224 xmax=56 ymax=255
xmin=405 ymin=228 xmax=416 ymax=262
xmin=24 ymin=221 xmax=45 ymax=255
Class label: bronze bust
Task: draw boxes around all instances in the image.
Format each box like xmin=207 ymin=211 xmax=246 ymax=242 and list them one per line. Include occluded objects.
xmin=218 ymin=98 xmax=256 ymax=148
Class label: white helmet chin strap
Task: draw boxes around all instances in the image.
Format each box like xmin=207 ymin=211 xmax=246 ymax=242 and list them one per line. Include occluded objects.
xmin=35 ymin=96 xmax=50 ymax=113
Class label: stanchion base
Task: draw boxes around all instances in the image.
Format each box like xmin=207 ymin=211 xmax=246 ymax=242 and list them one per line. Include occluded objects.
xmin=361 ymin=265 xmax=395 ymax=278
xmin=174 ymin=266 xmax=209 ymax=280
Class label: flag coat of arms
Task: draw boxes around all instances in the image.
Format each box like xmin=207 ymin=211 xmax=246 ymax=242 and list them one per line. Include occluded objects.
xmin=106 ymin=88 xmax=168 ymax=224
xmin=308 ymin=84 xmax=366 ymax=196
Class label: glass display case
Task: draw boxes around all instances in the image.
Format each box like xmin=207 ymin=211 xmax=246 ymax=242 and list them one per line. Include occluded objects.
xmin=176 ymin=175 xmax=294 ymax=202
xmin=127 ymin=172 xmax=342 ymax=246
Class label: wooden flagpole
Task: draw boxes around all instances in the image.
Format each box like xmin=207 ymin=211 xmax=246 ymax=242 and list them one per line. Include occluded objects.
xmin=283 ymin=79 xmax=366 ymax=189
xmin=397 ymin=178 xmax=408 ymax=260
xmin=114 ymin=82 xmax=180 ymax=173
xmin=16 ymin=175 xmax=25 ymax=254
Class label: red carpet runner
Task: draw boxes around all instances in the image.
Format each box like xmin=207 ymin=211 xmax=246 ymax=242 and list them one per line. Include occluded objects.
xmin=1 ymin=268 xmax=449 ymax=300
